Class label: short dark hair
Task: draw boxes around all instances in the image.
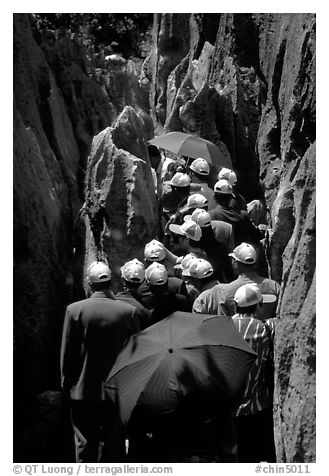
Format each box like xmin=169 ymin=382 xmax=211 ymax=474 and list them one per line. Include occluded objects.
xmin=122 ymin=277 xmax=143 ymax=290
xmin=235 ymin=303 xmax=258 ymax=314
xmin=147 ymin=144 xmax=161 ymax=157
xmin=90 ymin=280 xmax=111 ymax=292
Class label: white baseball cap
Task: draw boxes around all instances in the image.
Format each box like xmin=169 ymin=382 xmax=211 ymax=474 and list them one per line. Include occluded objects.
xmin=182 ymin=258 xmax=214 ymax=279
xmin=87 ymin=261 xmax=112 ymax=284
xmin=217 ymin=167 xmax=237 ymax=186
xmin=121 ymin=259 xmax=145 ymax=283
xmin=214 ymin=179 xmax=233 ymax=195
xmin=229 ymin=242 xmax=257 ymax=264
xmin=145 ymin=262 xmax=168 ymax=285
xmin=184 ymin=208 xmax=212 ymax=227
xmin=169 ymin=219 xmax=202 ymax=241
xmin=234 ymin=283 xmax=277 ymax=307
xmin=144 ymin=239 xmax=166 ymax=261
xmin=187 ymin=193 xmax=208 ymax=209
xmin=174 ymin=253 xmax=198 ymax=270
xmin=169 ymin=172 xmax=191 ymax=187
xmin=190 ymin=158 xmax=210 ymax=176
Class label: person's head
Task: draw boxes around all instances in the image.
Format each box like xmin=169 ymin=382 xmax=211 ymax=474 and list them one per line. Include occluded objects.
xmin=121 ymin=258 xmax=145 ymax=291
xmin=174 ymin=252 xmax=198 ymax=278
xmin=182 ymin=258 xmax=214 ymax=290
xmin=147 ymin=144 xmax=161 ymax=170
xmin=145 ymin=262 xmax=168 ymax=294
xmin=144 ymin=240 xmax=166 ymax=267
xmin=169 ymin=172 xmax=191 ymax=196
xmin=217 ymin=168 xmax=237 ymax=188
xmin=189 ymin=158 xmax=210 ymax=182
xmin=184 ymin=208 xmax=212 ymax=228
xmin=228 ymin=242 xmax=257 ymax=274
xmin=87 ymin=261 xmax=112 ymax=292
xmin=187 ymin=193 xmax=209 ymax=211
xmin=144 ymin=239 xmax=166 ymax=267
xmin=234 ymin=283 xmax=276 ymax=315
xmin=169 ymin=219 xmax=202 ymax=252
xmin=213 ymin=179 xmax=233 ymax=205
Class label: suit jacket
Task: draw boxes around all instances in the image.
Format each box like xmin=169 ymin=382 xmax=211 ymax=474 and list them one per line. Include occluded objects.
xmin=60 ymin=291 xmax=139 ymax=401
xmin=115 ymin=289 xmax=152 ymax=329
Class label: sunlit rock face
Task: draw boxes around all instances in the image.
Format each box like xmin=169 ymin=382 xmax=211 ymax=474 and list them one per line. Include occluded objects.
xmin=83 ymin=106 xmax=160 ymax=293
xmin=145 ymin=12 xmax=316 ymax=462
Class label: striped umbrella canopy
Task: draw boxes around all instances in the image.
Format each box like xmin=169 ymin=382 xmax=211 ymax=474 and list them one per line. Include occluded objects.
xmin=105 ymin=312 xmax=256 ymax=425
xmin=148 ymin=132 xmax=232 ymax=169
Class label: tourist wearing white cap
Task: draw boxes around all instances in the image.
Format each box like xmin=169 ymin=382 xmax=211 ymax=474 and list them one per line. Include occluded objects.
xmin=209 ymin=179 xmax=263 ymax=247
xmin=137 ymin=239 xmax=189 ymax=300
xmin=60 ymin=261 xmax=140 ymax=463
xmin=184 ymin=208 xmax=235 ymax=282
xmin=163 ymin=192 xmax=209 ymax=250
xmin=181 ymin=258 xmax=220 ymax=312
xmin=161 ymin=171 xmax=191 ymax=216
xmin=168 ymin=219 xmax=208 ymax=261
xmin=217 ymin=167 xmax=247 ymax=213
xmin=138 ymin=262 xmax=191 ymax=324
xmin=115 ymin=259 xmax=152 ymax=329
xmin=231 ymin=283 xmax=276 ymax=463
xmin=188 ymin=158 xmax=217 ymax=210
xmin=192 ymin=242 xmax=280 ymax=318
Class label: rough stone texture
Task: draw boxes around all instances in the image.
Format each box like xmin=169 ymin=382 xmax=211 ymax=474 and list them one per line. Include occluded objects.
xmin=13 ymin=14 xmax=155 ymax=462
xmin=146 ymin=13 xmax=266 ymax=200
xmin=146 ymin=12 xmax=316 ymax=462
xmin=83 ymin=106 xmax=160 ymax=293
xmin=14 ymin=14 xmax=83 ymax=401
xmin=254 ymin=15 xmax=316 ymax=461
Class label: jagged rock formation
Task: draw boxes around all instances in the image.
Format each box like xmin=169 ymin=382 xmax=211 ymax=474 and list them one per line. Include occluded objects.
xmin=13 ymin=14 xmax=157 ymax=462
xmin=83 ymin=106 xmax=160 ymax=293
xmin=144 ymin=12 xmax=316 ymax=462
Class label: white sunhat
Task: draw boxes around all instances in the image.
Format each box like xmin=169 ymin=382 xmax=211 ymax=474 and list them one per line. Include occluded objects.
xmin=217 ymin=167 xmax=237 ymax=186
xmin=184 ymin=208 xmax=212 ymax=228
xmin=169 ymin=172 xmax=191 ymax=187
xmin=187 ymin=193 xmax=208 ymax=209
xmin=145 ymin=262 xmax=168 ymax=286
xmin=87 ymin=261 xmax=112 ymax=284
xmin=190 ymin=157 xmax=210 ymax=176
xmin=144 ymin=239 xmax=166 ymax=261
xmin=228 ymin=242 xmax=257 ymax=265
xmin=214 ymin=179 xmax=233 ymax=195
xmin=169 ymin=219 xmax=202 ymax=241
xmin=121 ymin=259 xmax=145 ymax=283
xmin=182 ymin=258 xmax=214 ymax=279
xmin=174 ymin=253 xmax=198 ymax=270
xmin=234 ymin=283 xmax=277 ymax=307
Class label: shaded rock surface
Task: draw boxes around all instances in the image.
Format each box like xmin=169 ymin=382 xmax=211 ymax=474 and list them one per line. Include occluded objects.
xmin=145 ymin=13 xmax=315 ymax=462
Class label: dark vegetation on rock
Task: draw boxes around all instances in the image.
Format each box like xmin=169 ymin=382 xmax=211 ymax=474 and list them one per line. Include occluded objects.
xmin=13 ymin=13 xmax=315 ymax=462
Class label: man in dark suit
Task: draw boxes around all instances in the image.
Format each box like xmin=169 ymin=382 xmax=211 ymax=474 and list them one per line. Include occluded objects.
xmin=60 ymin=261 xmax=139 ymax=463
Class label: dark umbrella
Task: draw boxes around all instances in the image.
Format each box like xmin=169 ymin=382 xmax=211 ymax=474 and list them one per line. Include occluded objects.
xmin=148 ymin=132 xmax=232 ymax=169
xmin=105 ymin=312 xmax=256 ymax=425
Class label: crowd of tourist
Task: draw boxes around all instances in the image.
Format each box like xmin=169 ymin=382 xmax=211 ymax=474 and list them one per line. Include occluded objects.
xmin=60 ymin=144 xmax=280 ymax=463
